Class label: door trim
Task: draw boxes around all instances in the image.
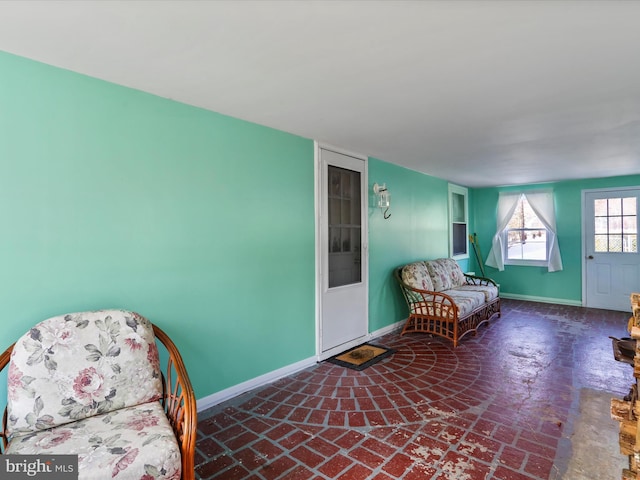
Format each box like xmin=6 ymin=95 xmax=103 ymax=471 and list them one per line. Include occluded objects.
xmin=314 ymin=141 xmax=369 ymax=361
xmin=581 ymin=185 xmax=639 ymax=308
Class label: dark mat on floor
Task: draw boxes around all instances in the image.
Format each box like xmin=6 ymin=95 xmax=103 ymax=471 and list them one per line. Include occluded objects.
xmin=326 ymin=343 xmax=395 ymax=371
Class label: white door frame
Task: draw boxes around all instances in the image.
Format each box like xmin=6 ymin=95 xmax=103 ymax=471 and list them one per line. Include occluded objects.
xmin=581 ymin=185 xmax=639 ymax=309
xmin=314 ymin=141 xmax=369 ymax=360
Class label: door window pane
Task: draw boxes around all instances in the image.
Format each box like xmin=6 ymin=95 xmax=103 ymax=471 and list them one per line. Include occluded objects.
xmin=594 ymin=199 xmax=607 ymax=216
xmin=609 ymin=217 xmax=622 ymax=233
xmin=624 ymin=235 xmax=638 ymax=253
xmin=609 ymin=198 xmax=622 ymax=216
xmin=328 ymin=166 xmax=361 ymax=288
xmin=594 ymin=217 xmax=608 ymax=234
xmin=593 ymin=197 xmax=638 ymax=253
xmin=624 ymin=197 xmax=637 ymax=215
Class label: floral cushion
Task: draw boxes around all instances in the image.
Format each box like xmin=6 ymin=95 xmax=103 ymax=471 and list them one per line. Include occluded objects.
xmin=443 ymin=289 xmax=486 ymax=316
xmin=454 ymin=284 xmax=499 ymax=302
xmin=424 ymin=259 xmax=466 ymax=291
xmin=7 ymin=310 xmax=162 ymax=437
xmin=437 ymin=258 xmax=466 ymax=288
xmin=401 ymin=262 xmax=434 ymax=293
xmin=424 ymin=260 xmax=452 ymax=291
xmin=6 ymin=401 xmax=181 ymax=480
xmin=410 ymin=290 xmax=485 ymax=318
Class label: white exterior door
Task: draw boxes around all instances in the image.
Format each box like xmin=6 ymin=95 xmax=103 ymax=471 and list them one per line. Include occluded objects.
xmin=316 ymin=145 xmax=368 ymax=359
xmin=584 ymin=188 xmax=640 ymax=311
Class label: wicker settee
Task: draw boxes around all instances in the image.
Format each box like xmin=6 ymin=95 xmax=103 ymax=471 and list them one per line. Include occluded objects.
xmin=395 ymin=258 xmax=501 ymax=347
xmin=1 ymin=310 xmax=196 ymax=480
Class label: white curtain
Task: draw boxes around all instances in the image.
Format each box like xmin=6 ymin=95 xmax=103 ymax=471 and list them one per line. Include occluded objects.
xmin=485 ymin=192 xmax=521 ymax=271
xmin=526 ymin=190 xmax=563 ymax=272
xmin=485 ymin=190 xmax=563 ymax=272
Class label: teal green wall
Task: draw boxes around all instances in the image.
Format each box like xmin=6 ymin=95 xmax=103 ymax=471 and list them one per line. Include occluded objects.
xmin=2 ymin=51 xmax=459 ymax=405
xmin=472 ymin=175 xmax=640 ymax=303
xmin=0 ymin=51 xmax=315 ymax=399
xmin=368 ymin=159 xmax=456 ymax=332
xmin=8 ymin=49 xmax=633 ymax=405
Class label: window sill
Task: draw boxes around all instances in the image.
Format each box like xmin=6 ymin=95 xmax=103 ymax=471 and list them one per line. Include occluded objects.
xmin=504 ymin=259 xmax=547 ymax=267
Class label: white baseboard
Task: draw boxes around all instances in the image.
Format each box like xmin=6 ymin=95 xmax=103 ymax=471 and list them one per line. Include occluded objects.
xmin=196 ymin=356 xmax=317 ymax=412
xmin=500 ymin=292 xmax=582 ymax=307
xmin=196 ymin=319 xmax=406 ymax=412
xmin=368 ymin=318 xmax=405 ymax=338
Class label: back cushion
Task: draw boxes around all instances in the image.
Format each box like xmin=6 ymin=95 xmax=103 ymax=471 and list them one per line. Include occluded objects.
xmin=7 ymin=310 xmax=162 ymax=437
xmin=436 ymin=258 xmax=466 ymax=287
xmin=401 ymin=261 xmax=434 ymax=292
xmin=425 ymin=258 xmax=465 ymax=291
xmin=425 ymin=260 xmax=451 ymax=291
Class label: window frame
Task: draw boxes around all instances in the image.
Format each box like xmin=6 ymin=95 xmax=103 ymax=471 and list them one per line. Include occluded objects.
xmin=502 ymin=194 xmax=550 ymax=267
xmin=593 ymin=196 xmax=638 ymax=254
xmin=448 ymin=184 xmax=469 ymax=261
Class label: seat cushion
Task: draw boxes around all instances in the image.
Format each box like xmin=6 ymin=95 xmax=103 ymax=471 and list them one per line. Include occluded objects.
xmin=6 ymin=401 xmax=181 ymax=480
xmin=453 ymin=284 xmax=499 ymax=302
xmin=410 ymin=290 xmax=485 ymax=319
xmin=441 ymin=289 xmax=486 ymax=317
xmin=8 ymin=310 xmax=163 ymax=437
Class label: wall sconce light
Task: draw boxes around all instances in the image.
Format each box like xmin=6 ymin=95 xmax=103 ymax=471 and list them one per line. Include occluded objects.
xmin=373 ymin=183 xmax=391 ymax=219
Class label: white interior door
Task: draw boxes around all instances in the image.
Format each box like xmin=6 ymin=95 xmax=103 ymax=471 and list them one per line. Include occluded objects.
xmin=584 ymin=188 xmax=640 ymax=311
xmin=317 ymin=145 xmax=368 ymax=359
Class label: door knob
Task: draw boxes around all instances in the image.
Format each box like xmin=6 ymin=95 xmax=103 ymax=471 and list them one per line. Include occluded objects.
xmin=587 ymin=255 xmax=594 ymax=260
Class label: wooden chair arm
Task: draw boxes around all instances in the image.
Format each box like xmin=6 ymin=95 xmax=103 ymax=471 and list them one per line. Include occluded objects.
xmin=407 ymin=290 xmax=459 ymax=320
xmin=153 ymin=325 xmax=197 ymax=480
xmin=464 ymin=274 xmax=497 ymax=287
xmin=394 ymin=268 xmax=459 ymax=320
xmin=0 ymin=343 xmax=14 ymax=453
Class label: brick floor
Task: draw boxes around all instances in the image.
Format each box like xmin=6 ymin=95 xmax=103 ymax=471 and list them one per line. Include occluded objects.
xmin=195 ymin=299 xmax=633 ymax=479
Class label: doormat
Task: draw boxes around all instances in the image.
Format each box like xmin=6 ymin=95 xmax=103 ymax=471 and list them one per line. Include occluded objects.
xmin=326 ymin=343 xmax=395 ymax=371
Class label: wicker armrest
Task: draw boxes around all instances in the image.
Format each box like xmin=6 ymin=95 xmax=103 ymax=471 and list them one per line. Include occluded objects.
xmin=464 ymin=274 xmax=497 ymax=287
xmin=1 ymin=342 xmax=15 ymax=453
xmin=403 ymin=286 xmax=456 ymax=308
xmin=153 ymin=325 xmax=197 ymax=480
xmin=415 ymin=290 xmax=459 ymax=321
xmin=394 ymin=268 xmax=459 ymax=321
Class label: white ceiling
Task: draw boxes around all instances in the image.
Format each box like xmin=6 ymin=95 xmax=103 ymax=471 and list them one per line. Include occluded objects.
xmin=1 ymin=0 xmax=640 ymax=187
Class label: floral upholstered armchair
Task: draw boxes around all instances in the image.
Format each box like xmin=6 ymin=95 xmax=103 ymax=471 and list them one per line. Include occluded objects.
xmin=0 ymin=310 xmax=196 ymax=480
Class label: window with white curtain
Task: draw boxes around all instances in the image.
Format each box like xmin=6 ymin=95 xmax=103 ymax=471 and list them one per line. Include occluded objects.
xmin=486 ymin=190 xmax=563 ymax=272
xmin=504 ymin=195 xmax=548 ymax=265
